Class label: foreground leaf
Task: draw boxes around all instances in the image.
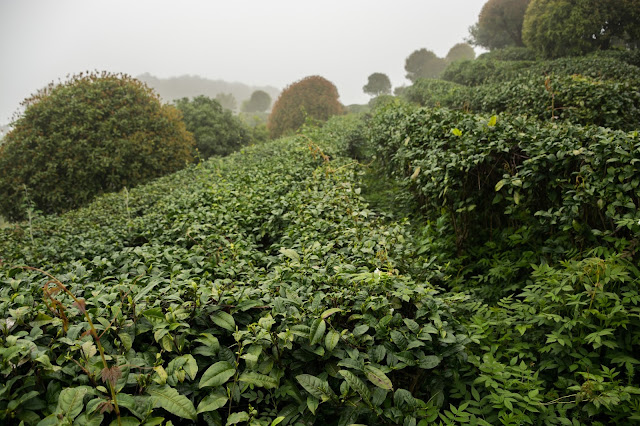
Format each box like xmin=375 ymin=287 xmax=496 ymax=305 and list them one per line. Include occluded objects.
xmin=147 ymin=385 xmax=197 ymax=421
xmin=199 ymin=361 xmax=236 ymax=388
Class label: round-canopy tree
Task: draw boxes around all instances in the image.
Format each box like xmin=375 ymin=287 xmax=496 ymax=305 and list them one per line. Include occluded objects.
xmin=468 ymin=0 xmax=531 ymax=50
xmin=267 ymin=76 xmax=344 ymax=139
xmin=404 ymin=49 xmax=447 ymax=81
xmin=363 ymin=73 xmax=392 ymax=97
xmin=0 ymin=72 xmax=194 ymax=220
xmin=523 ymin=0 xmax=640 ymax=58
xmin=175 ymin=95 xmax=252 ymax=159
xmin=445 ymin=43 xmax=477 ymax=63
xmin=242 ymin=90 xmax=272 ymax=113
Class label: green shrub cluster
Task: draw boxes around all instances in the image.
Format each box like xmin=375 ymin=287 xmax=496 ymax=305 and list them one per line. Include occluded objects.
xmin=0 ymin=72 xmax=194 ymax=221
xmin=402 ymin=79 xmax=471 ymax=110
xmin=175 ymin=95 xmax=252 ymax=159
xmin=441 ymin=54 xmax=640 ymax=87
xmin=365 ymin=103 xmax=640 ymax=422
xmin=0 ymin=136 xmax=471 ymax=425
xmin=468 ymin=74 xmax=640 ymax=130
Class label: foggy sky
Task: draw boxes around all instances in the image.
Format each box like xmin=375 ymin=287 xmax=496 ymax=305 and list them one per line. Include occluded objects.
xmin=0 ymin=0 xmax=485 ymax=125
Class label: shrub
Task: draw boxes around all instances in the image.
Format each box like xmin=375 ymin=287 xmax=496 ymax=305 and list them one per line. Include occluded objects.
xmin=441 ymin=58 xmax=534 ymax=86
xmin=467 ymin=73 xmax=640 ymax=130
xmin=175 ymin=95 xmax=252 ymax=159
xmin=476 ymin=46 xmax=537 ymax=61
xmin=268 ymin=75 xmax=344 ymax=139
xmin=402 ymin=79 xmax=471 ymax=110
xmin=0 ymin=72 xmax=194 ymax=220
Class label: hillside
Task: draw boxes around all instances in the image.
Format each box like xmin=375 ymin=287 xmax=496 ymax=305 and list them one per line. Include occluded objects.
xmin=137 ymin=73 xmax=280 ymax=110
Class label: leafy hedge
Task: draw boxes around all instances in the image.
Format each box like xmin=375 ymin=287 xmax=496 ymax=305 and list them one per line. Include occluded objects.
xmin=0 ymin=135 xmax=469 ymax=425
xmin=365 ymin=103 xmax=640 ymax=423
xmin=441 ymin=54 xmax=640 ymax=87
xmin=368 ymin=104 xmax=640 ymax=282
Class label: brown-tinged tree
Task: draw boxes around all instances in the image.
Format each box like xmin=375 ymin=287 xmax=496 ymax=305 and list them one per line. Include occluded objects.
xmin=267 ymin=76 xmax=344 ymax=139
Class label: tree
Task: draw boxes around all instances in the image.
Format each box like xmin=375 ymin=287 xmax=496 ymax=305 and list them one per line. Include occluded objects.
xmin=404 ymin=49 xmax=447 ymax=82
xmin=242 ymin=90 xmax=272 ymax=113
xmin=0 ymin=72 xmax=194 ymax=220
xmin=363 ymin=73 xmax=392 ymax=97
xmin=268 ymin=76 xmax=344 ymax=139
xmin=215 ymin=93 xmax=237 ymax=111
xmin=445 ymin=43 xmax=477 ymax=63
xmin=175 ymin=96 xmax=251 ymax=159
xmin=522 ymin=0 xmax=640 ymax=58
xmin=468 ymin=0 xmax=531 ymax=49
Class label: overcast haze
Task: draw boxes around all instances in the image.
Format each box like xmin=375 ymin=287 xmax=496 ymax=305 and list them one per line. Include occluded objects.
xmin=0 ymin=0 xmax=485 ymax=126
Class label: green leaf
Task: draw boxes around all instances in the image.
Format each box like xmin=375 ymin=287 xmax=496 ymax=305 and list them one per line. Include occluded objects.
xmin=56 ymin=387 xmax=89 ymax=421
xmin=419 ymin=355 xmax=441 ymax=369
xmin=199 ymin=361 xmax=236 ymax=388
xmin=325 ymin=329 xmax=341 ymax=352
xmin=147 ymin=385 xmax=197 ymax=421
xmin=196 ymin=390 xmax=228 ymax=414
xmin=296 ymin=374 xmax=335 ymax=402
xmin=451 ymin=128 xmax=462 ymax=137
xmin=339 ymin=370 xmax=371 ymax=403
xmin=226 ymin=411 xmax=250 ymax=425
xmin=321 ymin=308 xmax=342 ymax=319
xmin=239 ymin=371 xmax=278 ymax=389
xmin=495 ymin=179 xmax=506 ymax=192
xmin=183 ymin=354 xmax=198 ymax=381
xmin=364 ymin=365 xmax=393 ymax=390
xmin=309 ymin=318 xmax=326 ymax=346
xmin=211 ymin=311 xmax=235 ymax=332
xmin=271 ymin=416 xmax=286 ymax=426
xmin=488 ymin=115 xmax=497 ymax=127
xmin=280 ymin=248 xmax=300 ymax=263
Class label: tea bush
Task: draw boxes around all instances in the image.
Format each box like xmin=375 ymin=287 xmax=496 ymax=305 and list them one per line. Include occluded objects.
xmin=0 ymin=72 xmax=194 ymax=220
xmin=175 ymin=95 xmax=252 ymax=159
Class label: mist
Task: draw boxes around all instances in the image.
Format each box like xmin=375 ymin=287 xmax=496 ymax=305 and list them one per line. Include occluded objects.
xmin=0 ymin=0 xmax=484 ymax=125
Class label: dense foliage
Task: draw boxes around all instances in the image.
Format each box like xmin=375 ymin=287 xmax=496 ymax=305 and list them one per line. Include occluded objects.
xmin=0 ymin=72 xmax=194 ymax=221
xmin=468 ymin=0 xmax=530 ymax=49
xmin=363 ymin=73 xmax=392 ymax=97
xmin=522 ymin=0 xmax=640 ymax=58
xmin=242 ymin=91 xmax=272 ymax=114
xmin=175 ymin=96 xmax=252 ymax=159
xmin=407 ymin=73 xmax=640 ymax=131
xmin=267 ymin=76 xmax=344 ymax=139
xmin=445 ymin=43 xmax=476 ymax=63
xmin=404 ymin=49 xmax=447 ymax=82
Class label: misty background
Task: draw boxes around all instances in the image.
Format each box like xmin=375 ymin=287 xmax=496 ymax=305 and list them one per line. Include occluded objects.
xmin=0 ymin=0 xmax=484 ymax=127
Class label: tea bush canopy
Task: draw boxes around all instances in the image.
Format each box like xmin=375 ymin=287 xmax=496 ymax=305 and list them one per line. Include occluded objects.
xmin=0 ymin=72 xmax=194 ymax=220
xmin=175 ymin=95 xmax=252 ymax=159
xmin=267 ymin=75 xmax=344 ymax=138
xmin=468 ymin=0 xmax=530 ymax=49
xmin=363 ymin=72 xmax=392 ymax=97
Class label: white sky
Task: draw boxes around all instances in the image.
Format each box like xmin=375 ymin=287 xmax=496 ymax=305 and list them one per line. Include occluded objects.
xmin=0 ymin=0 xmax=485 ymax=125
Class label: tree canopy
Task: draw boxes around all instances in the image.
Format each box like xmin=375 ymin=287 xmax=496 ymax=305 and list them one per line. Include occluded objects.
xmin=468 ymin=0 xmax=530 ymax=50
xmin=267 ymin=76 xmax=344 ymax=139
xmin=405 ymin=49 xmax=447 ymax=81
xmin=363 ymin=73 xmax=392 ymax=97
xmin=215 ymin=93 xmax=237 ymax=111
xmin=0 ymin=72 xmax=194 ymax=220
xmin=445 ymin=43 xmax=477 ymax=63
xmin=523 ymin=0 xmax=640 ymax=58
xmin=242 ymin=90 xmax=272 ymax=113
xmin=175 ymin=95 xmax=251 ymax=159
